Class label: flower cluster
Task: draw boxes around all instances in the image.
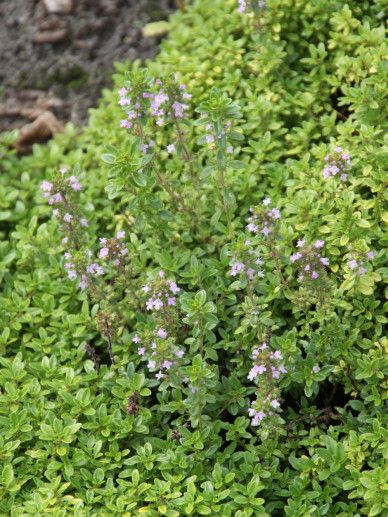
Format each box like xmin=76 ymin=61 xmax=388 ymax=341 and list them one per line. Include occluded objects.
xmin=246 ymin=198 xmax=281 ymax=238
xmin=143 ymin=270 xmax=182 ymax=312
xmin=347 ymin=249 xmax=374 ymax=276
xmin=134 ymin=331 xmax=185 ymax=382
xmin=290 ymin=239 xmax=329 ymax=283
xmin=237 ymin=0 xmax=265 ymax=13
xmin=63 ymin=249 xmax=104 ymax=291
xmin=119 ymin=72 xmax=191 ymax=131
xmin=118 ymin=70 xmax=152 ymax=130
xmin=98 ymin=231 xmax=129 ymax=268
xmin=322 ymin=146 xmax=351 ymax=181
xmin=134 ymin=271 xmax=185 ymax=381
xmin=151 ymin=78 xmax=191 ymax=126
xmin=41 ymin=166 xmax=89 ymax=248
xmin=248 ymin=342 xmax=286 ymax=427
xmin=229 ymin=239 xmax=264 ymax=281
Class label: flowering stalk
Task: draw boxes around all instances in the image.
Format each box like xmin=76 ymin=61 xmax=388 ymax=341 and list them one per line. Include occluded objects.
xmin=118 ymin=71 xmax=193 ymax=212
xmin=134 ymin=271 xmax=186 ymax=382
xmin=41 ymin=166 xmax=134 ymax=364
xmin=322 ymin=146 xmax=351 ymax=182
xmin=247 ymin=342 xmax=286 ymax=427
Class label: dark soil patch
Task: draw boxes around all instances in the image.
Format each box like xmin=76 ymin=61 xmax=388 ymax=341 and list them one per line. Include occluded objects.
xmin=0 ymin=0 xmax=176 ymax=131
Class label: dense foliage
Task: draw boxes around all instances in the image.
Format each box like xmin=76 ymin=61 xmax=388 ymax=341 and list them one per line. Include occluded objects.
xmin=1 ymin=0 xmax=387 ymax=515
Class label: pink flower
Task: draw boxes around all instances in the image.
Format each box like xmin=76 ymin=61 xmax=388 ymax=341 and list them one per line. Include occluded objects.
xmin=157 ymin=328 xmax=168 ymax=339
xmin=247 ymin=223 xmax=258 ymax=233
xmin=138 ymin=347 xmax=146 ymax=356
xmin=40 ymin=181 xmax=53 ymax=192
xmin=348 ymin=259 xmax=358 ymax=270
xmin=314 ymin=240 xmax=325 ymax=248
xmin=267 ymin=208 xmax=281 ymax=220
xmin=99 ymin=247 xmax=109 ymax=259
xmin=290 ymin=252 xmax=302 ymax=263
xmin=169 ymin=281 xmax=180 ymax=294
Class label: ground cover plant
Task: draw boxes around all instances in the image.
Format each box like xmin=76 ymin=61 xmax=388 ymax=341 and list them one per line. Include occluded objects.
xmin=0 ymin=0 xmax=387 ymax=515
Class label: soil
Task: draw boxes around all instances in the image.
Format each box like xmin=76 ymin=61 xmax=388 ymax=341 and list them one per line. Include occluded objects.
xmin=0 ymin=0 xmax=176 ymax=132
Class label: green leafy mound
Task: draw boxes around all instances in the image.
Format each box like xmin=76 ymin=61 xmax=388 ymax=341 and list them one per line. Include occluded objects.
xmin=0 ymin=0 xmax=387 ymax=515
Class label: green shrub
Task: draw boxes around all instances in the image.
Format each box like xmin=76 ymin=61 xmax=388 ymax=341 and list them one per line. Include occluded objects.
xmin=0 ymin=0 xmax=387 ymax=515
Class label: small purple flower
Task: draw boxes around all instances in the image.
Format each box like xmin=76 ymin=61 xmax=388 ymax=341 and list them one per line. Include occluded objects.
xmin=314 ymin=240 xmax=325 ymax=249
xmin=132 ymin=335 xmax=140 ymax=343
xmin=68 ymin=270 xmax=77 ymax=280
xmin=70 ymin=180 xmax=82 ymax=192
xmin=261 ymin=226 xmax=272 ymax=237
xmin=290 ymin=252 xmax=302 ymax=263
xmin=138 ymin=347 xmax=146 ymax=356
xmin=311 ymin=271 xmax=319 ymax=279
xmin=167 ymin=144 xmax=176 ymax=154
xmin=268 ymin=208 xmax=281 ymax=220
xmin=312 ymin=364 xmax=320 ymax=374
xmin=270 ymin=399 xmax=280 ymax=409
xmin=262 ymin=197 xmax=271 ymax=206
xmin=169 ymin=281 xmax=180 ymax=294
xmin=296 ymin=240 xmax=305 ymax=248
xmin=80 ymin=218 xmax=89 ymax=227
xmin=117 ymin=231 xmax=125 ymax=239
xmin=230 ymin=261 xmax=245 ymax=276
xmin=348 ymin=259 xmax=358 ymax=270
xmin=155 ymin=371 xmax=164 ymax=380
xmin=120 ymin=120 xmax=132 ymax=129
xmin=176 ymin=349 xmax=185 ymax=358
xmin=247 ymin=268 xmax=255 ymax=280
xmin=226 ymin=146 xmax=234 ymax=154
xmin=63 ymin=213 xmax=73 ymax=223
xmin=79 ymin=276 xmax=88 ymax=290
xmin=247 ymin=223 xmax=258 ymax=233
xmin=252 ymin=411 xmax=266 ymax=426
xmin=157 ymin=328 xmax=168 ymax=339
xmin=366 ymin=251 xmax=375 ymax=260
xmin=41 ymin=181 xmax=53 ymax=192
xmin=99 ymin=247 xmax=109 ymax=259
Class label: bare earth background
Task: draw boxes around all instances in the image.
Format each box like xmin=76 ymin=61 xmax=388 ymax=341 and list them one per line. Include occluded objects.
xmin=0 ymin=0 xmax=175 ymax=132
